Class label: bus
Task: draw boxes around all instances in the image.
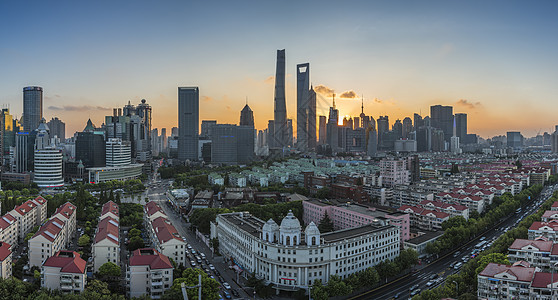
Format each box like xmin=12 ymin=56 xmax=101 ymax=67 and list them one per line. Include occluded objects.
xmin=475 ymin=241 xmax=488 ymax=249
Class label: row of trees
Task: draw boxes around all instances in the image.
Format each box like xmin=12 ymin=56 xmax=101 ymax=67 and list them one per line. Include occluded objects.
xmin=426 ymin=184 xmax=543 ymax=255
xmin=0 ymin=277 xmax=127 ymax=299
xmin=311 ymin=249 xmax=419 ymax=300
xmin=190 ymin=201 xmax=304 ymax=235
xmin=414 ymin=184 xmax=550 ymax=300
xmin=160 ymin=268 xmax=221 ymax=300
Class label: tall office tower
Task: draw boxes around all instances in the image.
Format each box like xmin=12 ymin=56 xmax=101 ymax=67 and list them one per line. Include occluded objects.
xmin=318 ymin=116 xmax=327 ymax=145
xmin=402 ymin=117 xmax=412 ymax=139
xmin=171 ymin=127 xmax=178 ymax=137
xmin=392 ymin=119 xmax=403 ymax=140
xmin=507 ymin=132 xmax=524 ymax=150
xmin=551 ymin=126 xmax=558 ymax=153
xmin=369 ymin=116 xmax=376 ymax=131
xmin=413 ymin=113 xmax=424 ymax=131
xmin=47 ymin=117 xmax=65 ymax=140
xmin=431 ymin=129 xmax=445 ymax=152
xmin=286 ymin=119 xmax=293 ymax=147
xmin=430 ymin=105 xmax=453 ymax=142
xmin=296 ymin=63 xmax=312 ymax=151
xmin=377 ymin=116 xmax=389 ymax=147
xmin=178 ymin=87 xmax=199 ymax=161
xmin=15 ymin=131 xmax=37 ymax=172
xmin=366 ymin=127 xmax=378 ymax=157
xmin=23 ymin=86 xmax=43 ymax=132
xmin=134 ymin=99 xmax=152 ymax=162
xmin=106 ymin=138 xmax=132 ymax=167
xmin=273 ymin=49 xmax=287 ymax=148
xmin=308 ymin=87 xmax=317 ymax=150
xmin=353 ymin=117 xmax=360 ymax=129
xmin=151 ymin=128 xmax=159 ymax=156
xmin=454 ymin=113 xmax=467 ymax=143
xmin=1 ymin=109 xmax=16 ymax=166
xmin=211 ymin=124 xmax=254 ymax=165
xmin=267 ymin=120 xmax=275 ymax=147
xmin=201 ymin=120 xmax=217 ymax=138
xmin=326 ymin=96 xmax=340 ymax=151
xmin=240 ymin=105 xmax=254 ymax=127
xmin=450 ymin=117 xmax=460 ymax=154
xmin=160 ymin=128 xmax=167 ymax=151
xmin=76 ymin=131 xmax=106 ymax=168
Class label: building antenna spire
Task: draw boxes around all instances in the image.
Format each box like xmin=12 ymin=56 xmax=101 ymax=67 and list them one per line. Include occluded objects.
xmin=245 ymin=96 xmax=248 ymax=105
xmin=361 ymin=95 xmax=364 ymax=114
xmin=332 ymin=93 xmax=336 ymax=109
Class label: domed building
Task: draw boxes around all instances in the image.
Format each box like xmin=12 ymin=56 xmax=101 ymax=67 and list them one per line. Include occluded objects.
xmin=213 ymin=209 xmax=400 ymax=294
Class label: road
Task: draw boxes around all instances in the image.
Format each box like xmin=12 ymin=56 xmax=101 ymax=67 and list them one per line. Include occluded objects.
xmin=350 ymin=184 xmax=558 ymax=300
xmin=142 ymin=179 xmax=253 ymax=299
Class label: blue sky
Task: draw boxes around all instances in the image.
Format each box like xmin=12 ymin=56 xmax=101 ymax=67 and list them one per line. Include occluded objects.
xmin=1 ymin=0 xmax=557 ymax=137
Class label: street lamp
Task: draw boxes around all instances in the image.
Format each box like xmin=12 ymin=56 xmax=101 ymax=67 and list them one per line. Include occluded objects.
xmin=452 ymin=280 xmax=458 ymax=297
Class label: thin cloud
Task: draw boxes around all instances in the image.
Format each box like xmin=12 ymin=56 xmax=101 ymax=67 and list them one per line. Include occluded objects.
xmin=339 ymin=90 xmax=357 ymax=99
xmin=455 ymin=99 xmax=482 ymax=109
xmin=48 ymin=105 xmax=112 ymax=112
xmin=202 ymin=96 xmax=213 ymax=102
xmin=374 ymin=98 xmax=383 ymax=104
xmin=264 ymin=76 xmax=275 ymax=84
xmin=314 ymin=84 xmax=335 ymax=97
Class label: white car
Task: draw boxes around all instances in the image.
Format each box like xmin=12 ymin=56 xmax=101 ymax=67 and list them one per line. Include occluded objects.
xmin=223 ymin=282 xmax=231 ymax=290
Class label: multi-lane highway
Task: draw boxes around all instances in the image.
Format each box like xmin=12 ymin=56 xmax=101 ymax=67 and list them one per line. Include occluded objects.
xmin=350 ymin=184 xmax=558 ymax=300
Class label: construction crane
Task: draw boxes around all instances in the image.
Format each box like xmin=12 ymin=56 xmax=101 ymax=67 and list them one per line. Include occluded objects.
xmin=181 ymin=274 xmax=202 ymax=300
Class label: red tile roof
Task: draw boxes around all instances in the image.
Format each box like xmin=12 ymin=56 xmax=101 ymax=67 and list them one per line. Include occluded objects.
xmin=43 ymin=251 xmax=86 ymax=274
xmin=13 ymin=199 xmax=38 ymax=216
xmin=542 ymin=211 xmax=558 ymax=221
xmin=0 ymin=242 xmax=11 ymax=261
xmin=151 ymin=216 xmax=183 ymax=244
xmin=101 ymin=201 xmax=119 ymax=218
xmin=33 ymin=217 xmax=65 ymax=242
xmin=552 ymin=201 xmax=558 ymax=208
xmin=530 ymin=221 xmax=558 ymax=232
xmin=0 ymin=214 xmax=16 ymax=230
xmin=129 ymin=248 xmax=173 ymax=269
xmin=420 ymin=200 xmax=468 ymax=211
xmin=509 ymin=239 xmax=553 ymax=252
xmin=55 ymin=202 xmax=76 ymax=220
xmin=34 ymin=196 xmax=47 ymax=205
xmin=478 ymin=263 xmax=535 ymax=282
xmin=145 ymin=201 xmax=166 ymax=218
xmin=531 ymin=272 xmax=558 ymax=288
xmin=94 ymin=216 xmax=119 ymax=245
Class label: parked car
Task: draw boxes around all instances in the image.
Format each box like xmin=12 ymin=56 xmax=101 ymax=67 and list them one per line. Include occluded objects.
xmin=223 ymin=282 xmax=231 ymax=290
xmin=231 ymin=289 xmax=240 ymax=297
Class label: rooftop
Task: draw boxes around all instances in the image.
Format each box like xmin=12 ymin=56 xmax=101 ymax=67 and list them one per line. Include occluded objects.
xmin=43 ymin=251 xmax=86 ymax=274
xmin=129 ymin=248 xmax=173 ymax=269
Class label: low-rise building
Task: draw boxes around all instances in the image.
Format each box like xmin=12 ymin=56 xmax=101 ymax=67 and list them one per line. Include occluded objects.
xmin=508 ymin=239 xmax=554 ymax=272
xmin=403 ymin=231 xmax=444 ymax=258
xmin=52 ymin=202 xmax=77 ymax=248
xmin=144 ymin=201 xmax=167 ymax=224
xmin=419 ymin=200 xmax=469 ymax=220
xmin=397 ymin=205 xmax=450 ymax=231
xmin=127 ymin=248 xmax=174 ymax=299
xmin=0 ymin=242 xmax=12 ymax=279
xmin=29 ymin=217 xmax=66 ymax=268
xmin=87 ymin=164 xmax=143 ymax=183
xmin=213 ymin=211 xmax=400 ymax=292
xmin=0 ymin=214 xmax=17 ymax=249
xmin=528 ymin=221 xmax=558 ymax=241
xmin=542 ymin=211 xmax=558 ymax=222
xmin=92 ymin=216 xmax=120 ymax=272
xmin=477 ymin=263 xmax=535 ymax=300
xmin=148 ymin=216 xmax=187 ymax=267
xmin=41 ymin=251 xmax=86 ymax=293
xmin=8 ymin=196 xmax=47 ymax=241
xmin=100 ymin=201 xmax=119 ymax=222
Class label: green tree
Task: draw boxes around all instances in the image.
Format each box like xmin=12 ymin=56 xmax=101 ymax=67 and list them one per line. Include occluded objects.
xmin=326 ymin=275 xmax=352 ymax=296
xmin=316 ymin=187 xmax=330 ymax=199
xmin=78 ymin=234 xmax=91 ymax=247
xmin=163 ymin=268 xmax=220 ymax=300
xmin=129 ymin=228 xmax=142 ymax=238
xmin=128 ymin=236 xmax=145 ymax=251
xmin=98 ymin=262 xmax=121 ymax=277
xmin=475 ymin=253 xmax=509 ymax=276
xmin=317 ymin=213 xmax=334 ymax=233
xmin=311 ymin=280 xmax=329 ymax=300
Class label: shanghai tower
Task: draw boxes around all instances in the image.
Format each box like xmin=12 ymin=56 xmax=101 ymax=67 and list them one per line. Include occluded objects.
xmin=273 ymin=49 xmax=287 ymax=148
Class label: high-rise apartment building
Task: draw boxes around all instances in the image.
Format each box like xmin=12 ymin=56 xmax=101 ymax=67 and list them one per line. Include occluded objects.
xmin=272 ymin=49 xmax=287 ymax=148
xmin=33 ymin=120 xmax=63 ymax=188
xmin=106 ymin=138 xmax=132 ymax=167
xmin=47 ymin=117 xmax=65 ymax=140
xmin=430 ymin=105 xmax=453 ymax=142
xmin=23 ymin=86 xmax=43 ymax=132
xmin=178 ymin=87 xmax=199 ymax=161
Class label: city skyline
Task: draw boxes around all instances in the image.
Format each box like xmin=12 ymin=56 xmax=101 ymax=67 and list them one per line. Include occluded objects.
xmin=1 ymin=1 xmax=558 ymax=138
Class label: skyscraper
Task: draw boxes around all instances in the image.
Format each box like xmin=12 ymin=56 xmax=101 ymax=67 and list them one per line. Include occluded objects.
xmin=178 ymin=87 xmax=199 ymax=161
xmin=47 ymin=117 xmax=65 ymax=140
xmin=273 ymin=49 xmax=287 ymax=148
xmin=318 ymin=116 xmax=327 ymax=145
xmin=413 ymin=113 xmax=423 ymax=131
xmin=454 ymin=113 xmax=467 ymax=143
xmin=377 ymin=116 xmax=389 ymax=147
xmin=240 ymin=104 xmax=254 ymax=127
xmin=201 ymin=120 xmax=217 ymax=138
xmin=430 ymin=105 xmax=453 ymax=142
xmin=211 ymin=124 xmax=254 ymax=165
xmin=296 ymin=63 xmax=311 ymax=151
xmin=308 ymin=87 xmax=317 ymax=150
xmin=402 ymin=117 xmax=412 ymax=139
xmin=23 ymin=86 xmax=43 ymax=132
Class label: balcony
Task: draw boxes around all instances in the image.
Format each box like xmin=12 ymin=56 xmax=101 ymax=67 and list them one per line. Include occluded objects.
xmin=60 ymin=283 xmax=73 ymax=290
xmin=60 ymin=277 xmax=73 ymax=284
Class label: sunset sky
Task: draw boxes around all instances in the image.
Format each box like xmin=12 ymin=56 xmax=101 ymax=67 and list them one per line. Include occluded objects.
xmin=1 ymin=1 xmax=558 ymax=138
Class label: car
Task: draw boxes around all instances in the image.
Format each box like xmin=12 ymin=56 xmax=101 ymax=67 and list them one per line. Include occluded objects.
xmin=209 ymin=264 xmax=216 ymax=270
xmin=426 ymin=280 xmax=434 ymax=287
xmin=410 ymin=289 xmax=421 ymax=296
xmin=191 ymin=250 xmax=197 ymax=254
xmin=454 ymin=262 xmax=463 ymax=270
xmin=393 ymin=292 xmax=402 ymax=299
xmin=190 ymin=261 xmax=197 ymax=267
xmin=449 ymin=262 xmax=456 ymax=268
xmin=453 ymin=251 xmax=460 ymax=258
xmin=200 ymin=253 xmax=206 ymax=259
xmin=410 ymin=284 xmax=419 ymax=291
xmin=231 ymin=289 xmax=240 ymax=297
xmin=429 ymin=274 xmax=438 ymax=280
xmin=223 ymin=291 xmax=232 ymax=299
xmin=223 ymin=282 xmax=231 ymax=290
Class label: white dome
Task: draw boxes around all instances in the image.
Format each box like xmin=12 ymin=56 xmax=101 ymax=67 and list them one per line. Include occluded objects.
xmin=280 ymin=210 xmax=301 ymax=232
xmin=262 ymin=219 xmax=279 ymax=232
xmin=305 ymin=221 xmax=320 ymax=236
